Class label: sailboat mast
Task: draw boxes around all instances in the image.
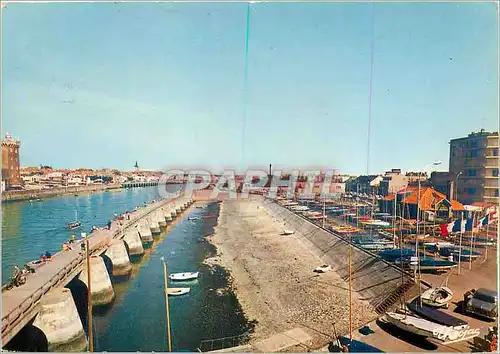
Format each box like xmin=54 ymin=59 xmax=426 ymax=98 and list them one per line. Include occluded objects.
xmin=163 ymin=259 xmax=172 ymax=352
xmin=86 ymin=235 xmax=93 ymax=352
xmin=458 ymin=213 xmax=463 ymax=275
xmin=348 ymin=232 xmax=352 ymax=340
xmin=469 ymin=212 xmax=475 ymax=270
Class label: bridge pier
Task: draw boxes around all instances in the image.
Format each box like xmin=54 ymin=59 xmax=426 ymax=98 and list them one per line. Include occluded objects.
xmin=137 ymin=222 xmax=153 ymax=246
xmin=105 ymin=240 xmax=132 ymax=277
xmin=170 ymin=209 xmax=177 ymax=219
xmin=156 ymin=211 xmax=167 ymax=228
xmin=123 ymin=229 xmax=144 ymax=258
xmin=163 ymin=208 xmax=173 ymax=223
xmin=148 ymin=217 xmax=161 ymax=235
xmin=175 ymin=206 xmax=182 ymax=214
xmin=32 ymin=288 xmax=87 ymax=352
xmin=79 ymin=256 xmax=115 ymax=306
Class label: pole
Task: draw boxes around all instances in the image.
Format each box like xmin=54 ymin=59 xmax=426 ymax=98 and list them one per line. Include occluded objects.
xmin=458 ymin=214 xmax=463 ymax=275
xmin=348 ymin=233 xmax=352 ymax=340
xmin=393 ymin=190 xmax=396 ymax=248
xmin=86 ymin=238 xmax=93 ymax=352
xmin=416 ymin=179 xmax=422 ymax=306
xmin=485 ymin=221 xmax=489 ymax=261
xmin=322 ymin=197 xmax=326 ymax=229
xmin=163 ymin=260 xmax=172 ymax=352
xmin=469 ymin=212 xmax=475 ymax=270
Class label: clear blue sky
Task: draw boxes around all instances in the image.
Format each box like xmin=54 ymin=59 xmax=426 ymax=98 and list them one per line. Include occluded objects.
xmin=2 ymin=2 xmax=498 ymax=174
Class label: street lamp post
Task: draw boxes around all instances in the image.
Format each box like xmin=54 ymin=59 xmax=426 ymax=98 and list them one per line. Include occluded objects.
xmin=454 ymin=171 xmax=462 ymax=202
xmin=416 ymin=161 xmax=442 ymax=307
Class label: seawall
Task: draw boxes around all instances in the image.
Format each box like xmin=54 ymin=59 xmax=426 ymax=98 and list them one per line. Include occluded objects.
xmin=261 ymin=198 xmax=428 ymax=312
xmin=2 ymin=184 xmax=123 ymax=203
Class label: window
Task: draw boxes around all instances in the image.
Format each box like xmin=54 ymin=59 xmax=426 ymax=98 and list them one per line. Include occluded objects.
xmin=468 ymin=169 xmax=477 ymax=176
xmin=494 ymin=149 xmax=499 ymax=156
xmin=493 ymin=169 xmax=499 ymax=177
xmin=470 ymin=150 xmax=478 ymax=158
xmin=495 ymin=189 xmax=499 ymax=197
xmin=468 ymin=188 xmax=476 ymax=195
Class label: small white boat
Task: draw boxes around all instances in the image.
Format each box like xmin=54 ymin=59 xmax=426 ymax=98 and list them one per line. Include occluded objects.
xmin=188 ymin=217 xmax=200 ymax=221
xmin=167 ymin=287 xmax=190 ymax=296
xmin=421 ymin=287 xmax=453 ymax=308
xmin=282 ymin=230 xmax=295 ymax=235
xmin=385 ymin=312 xmax=448 ymax=338
xmin=314 ymin=264 xmax=331 ymax=273
xmin=169 ymin=272 xmax=199 ymax=281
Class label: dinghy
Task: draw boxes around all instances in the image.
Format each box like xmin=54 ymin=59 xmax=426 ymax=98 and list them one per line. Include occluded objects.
xmin=188 ymin=217 xmax=200 ymax=221
xmin=282 ymin=230 xmax=295 ymax=235
xmin=420 ymin=287 xmax=453 ymax=308
xmin=314 ymin=264 xmax=331 ymax=273
xmin=169 ymin=272 xmax=199 ymax=281
xmin=409 ymin=258 xmax=457 ymax=273
xmin=167 ymin=287 xmax=190 ymax=296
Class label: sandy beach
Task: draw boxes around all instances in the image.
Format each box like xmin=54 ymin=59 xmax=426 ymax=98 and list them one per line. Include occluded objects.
xmin=204 ymin=196 xmax=377 ymax=351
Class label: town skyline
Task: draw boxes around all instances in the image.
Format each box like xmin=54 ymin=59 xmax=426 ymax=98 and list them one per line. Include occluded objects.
xmin=3 ymin=2 xmax=498 ymax=174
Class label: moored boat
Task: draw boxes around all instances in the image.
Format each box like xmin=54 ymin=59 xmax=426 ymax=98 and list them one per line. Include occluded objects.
xmin=167 ymin=287 xmax=190 ymax=296
xmin=169 ymin=272 xmax=199 ymax=281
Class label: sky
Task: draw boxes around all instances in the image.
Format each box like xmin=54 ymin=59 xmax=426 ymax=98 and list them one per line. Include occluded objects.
xmin=2 ymin=2 xmax=498 ymax=175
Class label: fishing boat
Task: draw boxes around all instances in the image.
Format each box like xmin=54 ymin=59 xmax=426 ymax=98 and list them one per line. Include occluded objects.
xmin=406 ymin=302 xmax=468 ymax=328
xmin=167 ymin=288 xmax=190 ymax=296
xmin=67 ymin=210 xmax=82 ymax=230
xmin=169 ymin=272 xmax=199 ymax=281
xmin=314 ymin=264 xmax=331 ymax=273
xmin=420 ymin=287 xmax=453 ymax=308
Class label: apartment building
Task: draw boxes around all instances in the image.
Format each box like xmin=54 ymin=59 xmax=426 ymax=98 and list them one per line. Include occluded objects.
xmin=449 ymin=129 xmax=499 ymax=205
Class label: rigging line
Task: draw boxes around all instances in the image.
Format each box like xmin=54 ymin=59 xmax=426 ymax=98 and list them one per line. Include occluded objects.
xmin=366 ymin=3 xmax=375 ymax=175
xmin=241 ymin=2 xmax=251 ymax=170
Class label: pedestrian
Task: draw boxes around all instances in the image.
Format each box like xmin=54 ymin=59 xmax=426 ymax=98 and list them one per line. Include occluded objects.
xmin=41 ymin=254 xmax=47 ymax=263
xmin=107 ymin=221 xmax=111 ymax=230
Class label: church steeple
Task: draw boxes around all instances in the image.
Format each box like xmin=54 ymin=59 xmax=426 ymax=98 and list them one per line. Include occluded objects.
xmin=134 ymin=161 xmax=139 ymax=169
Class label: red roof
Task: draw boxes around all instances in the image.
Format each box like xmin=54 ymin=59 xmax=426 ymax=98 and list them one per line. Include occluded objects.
xmin=384 ymin=186 xmax=464 ymax=211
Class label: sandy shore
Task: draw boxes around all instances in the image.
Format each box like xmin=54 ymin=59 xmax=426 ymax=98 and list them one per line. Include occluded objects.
xmin=204 ymin=197 xmax=377 ymax=351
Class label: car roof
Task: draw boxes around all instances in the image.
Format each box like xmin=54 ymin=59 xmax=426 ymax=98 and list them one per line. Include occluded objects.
xmin=475 ymin=288 xmax=498 ymax=298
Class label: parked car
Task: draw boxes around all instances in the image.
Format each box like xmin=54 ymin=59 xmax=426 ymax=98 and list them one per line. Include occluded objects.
xmin=466 ymin=288 xmax=498 ymax=321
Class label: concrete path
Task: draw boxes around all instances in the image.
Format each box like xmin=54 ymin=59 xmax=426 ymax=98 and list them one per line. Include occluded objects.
xmin=252 ymin=328 xmax=312 ymax=352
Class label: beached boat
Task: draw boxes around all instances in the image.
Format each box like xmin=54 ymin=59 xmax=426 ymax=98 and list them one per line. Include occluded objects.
xmin=385 ymin=312 xmax=448 ymax=338
xmin=409 ymin=258 xmax=457 ymax=273
xmin=420 ymin=287 xmax=453 ymax=308
xmin=314 ymin=264 xmax=331 ymax=273
xmin=169 ymin=272 xmax=199 ymax=281
xmin=406 ymin=302 xmax=467 ymax=328
xmin=282 ymin=230 xmax=295 ymax=235
xmin=329 ymin=336 xmax=384 ymax=352
xmin=167 ymin=287 xmax=190 ymax=296
xmin=378 ymin=248 xmax=415 ymax=262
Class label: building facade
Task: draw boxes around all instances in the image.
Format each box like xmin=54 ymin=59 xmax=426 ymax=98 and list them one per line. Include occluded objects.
xmin=1 ymin=132 xmax=21 ymax=190
xmin=449 ymin=130 xmax=499 ymax=205
xmin=378 ymin=169 xmax=410 ymax=196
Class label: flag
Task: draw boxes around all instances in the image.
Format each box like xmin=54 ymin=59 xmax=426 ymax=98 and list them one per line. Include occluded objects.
xmin=452 ymin=218 xmax=466 ymax=233
xmin=440 ymin=220 xmax=455 ymax=237
xmin=465 ymin=218 xmax=473 ymax=232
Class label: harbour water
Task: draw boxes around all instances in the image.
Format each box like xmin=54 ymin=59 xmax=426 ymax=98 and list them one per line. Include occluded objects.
xmin=2 ymin=188 xmax=253 ymax=351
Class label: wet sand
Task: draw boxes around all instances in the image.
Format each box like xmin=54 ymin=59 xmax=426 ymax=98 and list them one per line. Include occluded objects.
xmin=204 ymin=196 xmax=377 ymax=351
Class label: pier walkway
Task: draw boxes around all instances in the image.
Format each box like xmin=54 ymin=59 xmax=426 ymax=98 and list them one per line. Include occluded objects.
xmin=1 ymin=197 xmax=184 ymax=346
